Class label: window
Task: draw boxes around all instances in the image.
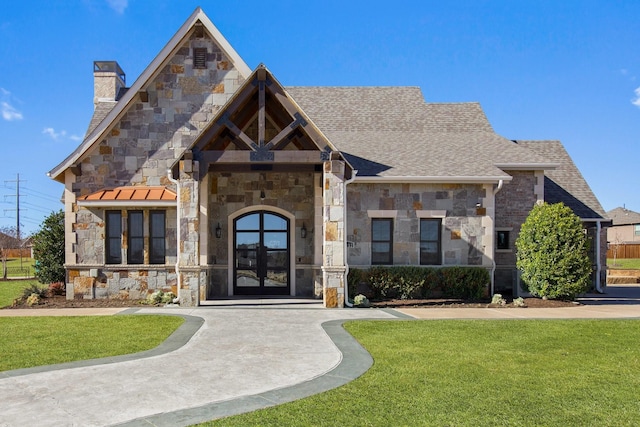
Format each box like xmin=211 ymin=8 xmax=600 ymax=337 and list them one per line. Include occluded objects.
xmin=105 ymin=211 xmax=122 ymax=264
xmin=420 ymin=219 xmax=442 ymax=265
xmin=635 ymin=224 xmax=640 ymax=236
xmin=193 ymin=48 xmax=207 ymax=69
xmin=149 ymin=211 xmax=166 ymax=264
xmin=128 ymin=211 xmax=144 ymax=264
xmin=497 ymin=230 xmax=510 ymax=250
xmin=371 ymin=218 xmax=393 ymax=264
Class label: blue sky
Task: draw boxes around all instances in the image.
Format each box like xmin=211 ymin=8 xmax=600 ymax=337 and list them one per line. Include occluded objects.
xmin=1 ymin=0 xmax=639 ymax=235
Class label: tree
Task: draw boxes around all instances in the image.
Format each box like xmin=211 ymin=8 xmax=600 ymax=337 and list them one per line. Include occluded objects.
xmin=515 ymin=202 xmax=591 ymax=300
xmin=0 ymin=226 xmax=19 ymax=279
xmin=32 ymin=210 xmax=65 ymax=284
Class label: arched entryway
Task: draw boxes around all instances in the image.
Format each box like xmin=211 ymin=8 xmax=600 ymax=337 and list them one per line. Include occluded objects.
xmin=233 ymin=210 xmax=290 ymax=295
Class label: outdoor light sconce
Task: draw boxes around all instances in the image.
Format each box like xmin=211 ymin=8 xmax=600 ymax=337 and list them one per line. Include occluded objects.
xmin=260 ymin=189 xmax=266 ymax=200
xmin=215 ymin=223 xmax=222 ymax=239
xmin=301 ymin=223 xmax=307 ymax=239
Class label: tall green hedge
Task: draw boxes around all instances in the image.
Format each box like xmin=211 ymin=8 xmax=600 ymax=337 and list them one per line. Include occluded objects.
xmin=348 ymin=266 xmax=489 ymax=301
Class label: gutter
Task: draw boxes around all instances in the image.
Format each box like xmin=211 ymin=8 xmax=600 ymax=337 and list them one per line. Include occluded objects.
xmin=343 ymin=170 xmax=358 ymax=307
xmin=490 ymin=179 xmax=504 ymax=297
xmin=166 ymin=169 xmax=182 ymax=301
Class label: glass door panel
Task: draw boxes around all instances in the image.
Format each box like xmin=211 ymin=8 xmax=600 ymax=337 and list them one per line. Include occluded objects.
xmin=233 ymin=211 xmax=290 ymax=295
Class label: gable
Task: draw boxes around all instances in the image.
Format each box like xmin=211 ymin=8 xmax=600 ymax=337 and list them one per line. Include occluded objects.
xmin=188 ymin=65 xmax=347 ymax=173
xmin=48 ymin=7 xmax=251 ymax=184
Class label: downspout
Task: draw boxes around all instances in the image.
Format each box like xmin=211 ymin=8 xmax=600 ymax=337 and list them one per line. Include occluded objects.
xmin=167 ymin=169 xmax=181 ymax=300
xmin=595 ymin=219 xmax=604 ymax=293
xmin=343 ymin=170 xmax=358 ymax=307
xmin=490 ymin=179 xmax=504 ymax=297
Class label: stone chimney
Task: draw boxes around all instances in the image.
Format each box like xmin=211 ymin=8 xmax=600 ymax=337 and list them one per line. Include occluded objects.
xmin=93 ymin=61 xmax=126 ymax=107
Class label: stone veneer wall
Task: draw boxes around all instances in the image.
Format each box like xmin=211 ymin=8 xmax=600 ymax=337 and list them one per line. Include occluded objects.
xmin=494 ymin=170 xmax=539 ymax=293
xmin=66 ymin=31 xmax=245 ymax=301
xmin=346 ymin=182 xmax=489 ymax=267
xmin=205 ymin=170 xmax=316 ymax=298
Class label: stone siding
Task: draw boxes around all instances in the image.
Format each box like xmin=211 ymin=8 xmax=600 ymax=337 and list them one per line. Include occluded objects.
xmin=347 ymin=182 xmax=489 ymax=267
xmin=494 ymin=170 xmax=540 ymax=293
xmin=66 ymin=31 xmax=245 ymax=302
xmin=206 ymin=170 xmax=316 ymax=297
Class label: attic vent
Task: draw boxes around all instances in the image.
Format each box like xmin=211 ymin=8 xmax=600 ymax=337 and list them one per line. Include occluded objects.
xmin=194 ymin=23 xmax=205 ymax=38
xmin=194 ymin=48 xmax=207 ymax=69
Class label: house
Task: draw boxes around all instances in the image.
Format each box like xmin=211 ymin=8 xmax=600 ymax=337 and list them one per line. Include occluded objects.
xmin=48 ymin=8 xmax=608 ymax=307
xmin=607 ymin=207 xmax=640 ymax=244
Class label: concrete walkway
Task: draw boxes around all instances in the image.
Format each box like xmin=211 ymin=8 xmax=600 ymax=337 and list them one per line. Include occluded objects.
xmin=1 ymin=285 xmax=639 ymax=426
xmin=0 ymin=305 xmax=396 ymax=427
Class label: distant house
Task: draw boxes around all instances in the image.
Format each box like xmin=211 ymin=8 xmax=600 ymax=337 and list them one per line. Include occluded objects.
xmin=47 ymin=8 xmax=608 ymax=307
xmin=607 ymin=207 xmax=640 ymax=244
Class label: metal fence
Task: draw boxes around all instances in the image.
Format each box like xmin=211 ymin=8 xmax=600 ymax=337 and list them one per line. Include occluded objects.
xmin=1 ymin=266 xmax=35 ymax=278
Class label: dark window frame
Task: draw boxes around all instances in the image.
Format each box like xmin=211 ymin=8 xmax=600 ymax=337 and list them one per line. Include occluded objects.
xmin=496 ymin=230 xmax=510 ymax=250
xmin=420 ymin=218 xmax=442 ymax=265
xmin=105 ymin=210 xmax=122 ymax=264
xmin=149 ymin=210 xmax=166 ymax=264
xmin=127 ymin=210 xmax=144 ymax=264
xmin=371 ymin=218 xmax=393 ymax=265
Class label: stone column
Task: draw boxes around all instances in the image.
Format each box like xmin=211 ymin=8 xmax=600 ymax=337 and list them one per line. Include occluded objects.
xmin=177 ymin=157 xmax=200 ymax=306
xmin=322 ymin=160 xmax=346 ymax=308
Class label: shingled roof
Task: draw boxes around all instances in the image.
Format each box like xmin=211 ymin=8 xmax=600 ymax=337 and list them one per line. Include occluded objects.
xmin=287 ymin=87 xmax=553 ymax=180
xmin=606 ymin=207 xmax=640 ymax=226
xmin=515 ymin=140 xmax=606 ymax=219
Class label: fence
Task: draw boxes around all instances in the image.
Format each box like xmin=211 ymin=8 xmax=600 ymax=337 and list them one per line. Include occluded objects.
xmin=607 ymin=244 xmax=640 ymax=259
xmin=2 ymin=248 xmax=32 ymax=258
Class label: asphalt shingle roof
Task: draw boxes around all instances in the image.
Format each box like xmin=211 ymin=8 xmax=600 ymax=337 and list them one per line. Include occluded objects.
xmin=606 ymin=207 xmax=640 ymax=226
xmin=516 ymin=140 xmax=606 ymax=219
xmin=287 ymin=86 xmax=550 ymax=178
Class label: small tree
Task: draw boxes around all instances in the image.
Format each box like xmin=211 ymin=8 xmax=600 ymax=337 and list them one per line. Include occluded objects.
xmin=32 ymin=210 xmax=65 ymax=284
xmin=0 ymin=226 xmax=19 ymax=279
xmin=516 ymin=202 xmax=591 ymax=300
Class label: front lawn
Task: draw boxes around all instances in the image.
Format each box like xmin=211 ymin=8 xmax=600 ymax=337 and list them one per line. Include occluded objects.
xmin=0 ymin=315 xmax=184 ymax=371
xmin=0 ymin=279 xmax=40 ymax=308
xmin=201 ymin=319 xmax=640 ymax=426
xmin=608 ymin=258 xmax=640 ymax=269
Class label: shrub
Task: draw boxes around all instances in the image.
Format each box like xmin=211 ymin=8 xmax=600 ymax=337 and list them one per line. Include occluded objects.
xmin=491 ymin=293 xmax=506 ymax=306
xmin=513 ymin=297 xmax=526 ymax=307
xmin=440 ymin=267 xmax=489 ymax=300
xmin=48 ymin=282 xmax=65 ymax=296
xmin=26 ymin=293 xmax=41 ymax=306
xmin=32 ymin=210 xmax=65 ymax=284
xmin=354 ymin=294 xmax=370 ymax=307
xmin=516 ymin=202 xmax=591 ymax=300
xmin=146 ymin=290 xmax=177 ymax=305
xmin=22 ymin=283 xmax=48 ymax=300
xmin=347 ymin=268 xmax=367 ymax=300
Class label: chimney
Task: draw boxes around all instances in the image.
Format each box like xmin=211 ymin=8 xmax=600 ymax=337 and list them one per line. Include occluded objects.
xmin=93 ymin=61 xmax=126 ymax=108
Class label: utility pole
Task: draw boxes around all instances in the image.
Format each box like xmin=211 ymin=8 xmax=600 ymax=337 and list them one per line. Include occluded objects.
xmin=4 ymin=173 xmax=26 ymax=242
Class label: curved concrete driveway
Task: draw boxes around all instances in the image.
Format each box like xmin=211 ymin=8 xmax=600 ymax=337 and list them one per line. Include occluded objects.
xmin=0 ymin=307 xmax=396 ymax=427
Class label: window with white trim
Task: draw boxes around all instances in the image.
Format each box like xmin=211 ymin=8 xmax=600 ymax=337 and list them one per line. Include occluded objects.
xmin=371 ymin=218 xmax=393 ymax=265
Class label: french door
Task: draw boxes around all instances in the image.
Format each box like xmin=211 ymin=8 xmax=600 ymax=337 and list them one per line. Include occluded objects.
xmin=233 ymin=211 xmax=290 ymax=295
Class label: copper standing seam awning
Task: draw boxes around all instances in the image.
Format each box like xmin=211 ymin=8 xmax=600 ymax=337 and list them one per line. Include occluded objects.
xmin=76 ymin=186 xmax=177 ymax=207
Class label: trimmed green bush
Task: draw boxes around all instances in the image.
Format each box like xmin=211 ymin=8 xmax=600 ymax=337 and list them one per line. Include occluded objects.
xmin=516 ymin=202 xmax=591 ymax=300
xmin=362 ymin=266 xmax=489 ymax=301
xmin=32 ymin=210 xmax=65 ymax=285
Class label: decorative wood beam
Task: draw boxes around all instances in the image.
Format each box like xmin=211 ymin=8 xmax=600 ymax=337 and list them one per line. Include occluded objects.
xmin=218 ymin=112 xmax=258 ymax=150
xmin=265 ymin=112 xmax=308 ymax=150
xmin=200 ymin=150 xmax=326 ymax=165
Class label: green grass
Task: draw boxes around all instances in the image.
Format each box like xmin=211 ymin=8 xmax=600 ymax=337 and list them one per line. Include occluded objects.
xmin=201 ymin=320 xmax=640 ymax=426
xmin=0 ymin=315 xmax=184 ymax=371
xmin=0 ymin=279 xmax=40 ymax=308
xmin=608 ymin=258 xmax=640 ymax=269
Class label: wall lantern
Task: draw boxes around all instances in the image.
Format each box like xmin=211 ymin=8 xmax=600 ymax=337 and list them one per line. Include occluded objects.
xmin=260 ymin=189 xmax=266 ymax=201
xmin=215 ymin=223 xmax=222 ymax=239
xmin=301 ymin=223 xmax=307 ymax=239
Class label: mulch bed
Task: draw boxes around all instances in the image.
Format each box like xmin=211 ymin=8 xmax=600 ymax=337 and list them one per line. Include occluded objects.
xmin=6 ymin=294 xmax=578 ymax=309
xmin=370 ymin=297 xmax=578 ymax=309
